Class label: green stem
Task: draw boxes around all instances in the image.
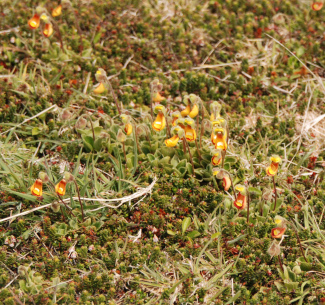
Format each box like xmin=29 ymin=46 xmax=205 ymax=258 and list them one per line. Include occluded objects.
xmin=184 ymin=137 xmax=195 ymax=177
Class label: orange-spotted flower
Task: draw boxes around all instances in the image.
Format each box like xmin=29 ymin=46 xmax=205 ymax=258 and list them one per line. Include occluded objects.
xmin=171 ymin=111 xmax=180 ymax=126
xmin=165 ymin=126 xmax=183 ymax=147
xmin=211 ymin=149 xmax=222 ymax=166
xmin=43 ymin=23 xmax=54 ymax=37
xmin=152 ymin=105 xmax=166 ymax=132
xmin=223 ymin=176 xmax=231 ymax=191
xmin=271 ymin=227 xmax=286 ymax=239
xmin=212 ymin=168 xmax=231 ymax=191
xmin=312 ymin=2 xmax=323 ymax=10
xmin=212 ymin=127 xmax=227 ymax=151
xmin=184 ymin=117 xmax=196 ymax=142
xmin=28 ymin=14 xmax=41 ymax=29
xmin=93 ymin=82 xmax=106 ymax=94
xmin=31 ymin=179 xmax=43 ymax=197
xmin=125 ymin=123 xmax=132 ymax=135
xmin=121 ymin=114 xmax=132 ymax=135
xmin=181 ymin=104 xmax=191 ymax=117
xmin=52 ymin=4 xmax=62 ymax=17
xmin=152 ymin=92 xmax=164 ymax=103
xmin=234 ymin=185 xmax=247 ymax=210
xmin=188 ymin=94 xmax=200 ymax=119
xmin=266 ymin=155 xmax=281 ymax=177
xmin=55 ymin=179 xmax=67 ymax=196
xmin=189 ymin=104 xmax=199 ymax=119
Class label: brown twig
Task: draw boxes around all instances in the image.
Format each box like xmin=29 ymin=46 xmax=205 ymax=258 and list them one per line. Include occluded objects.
xmin=107 ymin=81 xmax=122 ymax=115
xmin=278 ymin=255 xmax=284 ymax=272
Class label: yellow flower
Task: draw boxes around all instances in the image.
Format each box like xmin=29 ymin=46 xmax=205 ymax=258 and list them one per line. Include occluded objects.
xmin=185 ymin=125 xmax=196 ymax=142
xmin=211 ymin=151 xmax=222 ymax=166
xmin=181 ymin=104 xmax=191 ymax=117
xmin=55 ymin=179 xmax=67 ymax=196
xmin=212 ymin=128 xmax=227 ymax=151
xmin=43 ymin=23 xmax=54 ymax=37
xmin=189 ymin=104 xmax=199 ymax=118
xmin=30 ymin=179 xmax=43 ymax=197
xmin=234 ymin=193 xmax=246 ymax=210
xmin=152 ymin=92 xmax=164 ymax=103
xmin=124 ymin=123 xmax=132 ymax=135
xmin=93 ymin=82 xmax=106 ymax=94
xmin=171 ymin=112 xmax=180 ymax=126
xmin=165 ymin=135 xmax=180 ymax=147
xmin=52 ymin=4 xmax=62 ymax=17
xmin=152 ymin=112 xmax=166 ymax=132
xmin=28 ymin=14 xmax=40 ymax=30
xmin=266 ymin=155 xmax=282 ymax=177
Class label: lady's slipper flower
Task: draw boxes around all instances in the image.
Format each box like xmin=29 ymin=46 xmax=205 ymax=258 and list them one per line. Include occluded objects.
xmin=271 ymin=227 xmax=286 ymax=239
xmin=43 ymin=23 xmax=54 ymax=37
xmin=189 ymin=104 xmax=199 ymax=119
xmin=184 ymin=125 xmax=196 ymax=142
xmin=165 ymin=135 xmax=180 ymax=147
xmin=93 ymin=83 xmax=106 ymax=94
xmin=274 ymin=215 xmax=286 ymax=228
xmin=212 ymin=127 xmax=227 ymax=151
xmin=52 ymin=4 xmax=62 ymax=17
xmin=152 ymin=105 xmax=166 ymax=132
xmin=181 ymin=104 xmax=191 ymax=117
xmin=266 ymin=155 xmax=282 ymax=177
xmin=125 ymin=123 xmax=132 ymax=135
xmin=171 ymin=111 xmax=180 ymax=126
xmin=152 ymin=92 xmax=164 ymax=103
xmin=234 ymin=185 xmax=247 ymax=210
xmin=211 ymin=150 xmax=222 ymax=166
xmin=55 ymin=179 xmax=67 ymax=196
xmin=312 ymin=2 xmax=323 ymax=10
xmin=28 ymin=14 xmax=41 ymax=30
xmin=223 ymin=176 xmax=231 ymax=191
xmin=30 ymin=179 xmax=43 ymax=197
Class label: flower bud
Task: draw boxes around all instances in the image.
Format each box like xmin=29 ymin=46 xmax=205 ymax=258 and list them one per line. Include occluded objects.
xmin=38 ymin=172 xmax=49 ymax=183
xmin=51 ymin=202 xmax=60 ymax=213
xmin=116 ymin=129 xmax=126 ymax=143
xmin=63 ymin=172 xmax=74 ymax=182
xmin=75 ymin=117 xmax=87 ymax=129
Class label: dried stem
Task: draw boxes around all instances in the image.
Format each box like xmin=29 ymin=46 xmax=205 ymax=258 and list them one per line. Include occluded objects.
xmin=278 ymin=255 xmax=284 ymax=272
xmin=107 ymin=81 xmax=122 ymax=115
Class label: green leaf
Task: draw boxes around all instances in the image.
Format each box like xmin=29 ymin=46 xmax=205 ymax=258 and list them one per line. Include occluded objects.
xmin=187 ymin=230 xmax=200 ymax=239
xmin=167 ymin=230 xmax=176 ymax=235
xmin=182 ymin=217 xmax=191 ymax=235
xmin=82 ymin=135 xmax=94 ymax=151
xmin=211 ymin=232 xmax=221 ymax=239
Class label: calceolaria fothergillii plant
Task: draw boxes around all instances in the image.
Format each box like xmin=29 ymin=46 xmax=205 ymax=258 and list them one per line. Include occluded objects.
xmin=1 ymin=0 xmax=325 ymax=303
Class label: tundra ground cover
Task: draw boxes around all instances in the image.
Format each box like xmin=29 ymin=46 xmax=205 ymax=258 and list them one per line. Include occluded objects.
xmin=1 ymin=0 xmax=325 ymax=304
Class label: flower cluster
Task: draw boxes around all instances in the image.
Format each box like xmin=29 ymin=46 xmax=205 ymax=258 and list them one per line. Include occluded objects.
xmin=28 ymin=5 xmax=61 ymax=38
